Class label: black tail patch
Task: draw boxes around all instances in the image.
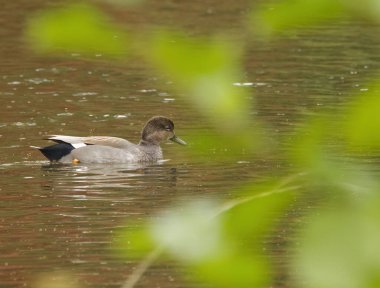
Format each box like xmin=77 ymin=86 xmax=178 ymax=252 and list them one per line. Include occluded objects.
xmin=38 ymin=143 xmax=75 ymax=162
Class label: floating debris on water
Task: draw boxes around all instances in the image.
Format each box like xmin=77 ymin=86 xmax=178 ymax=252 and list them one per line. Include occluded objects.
xmin=114 ymin=113 xmax=131 ymax=119
xmin=163 ymin=98 xmax=175 ymax=103
xmin=72 ymin=92 xmax=98 ymax=97
xmin=233 ymin=82 xmax=266 ymax=87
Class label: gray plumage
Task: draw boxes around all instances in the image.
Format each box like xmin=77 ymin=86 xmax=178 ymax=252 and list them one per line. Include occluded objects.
xmin=34 ymin=116 xmax=186 ymax=164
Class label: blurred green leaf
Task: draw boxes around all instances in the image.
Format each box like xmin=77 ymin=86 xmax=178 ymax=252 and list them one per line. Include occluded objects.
xmin=193 ymin=254 xmax=269 ymax=288
xmin=344 ymin=91 xmax=380 ymax=149
xmin=148 ymin=199 xmax=267 ymax=287
xmin=147 ymin=32 xmax=236 ymax=78
xmin=222 ymin=181 xmax=296 ymax=243
xmin=250 ymin=0 xmax=345 ymax=36
xmin=293 ymin=196 xmax=380 ymax=288
xmin=112 ymin=224 xmax=156 ymax=259
xmin=287 ymin=115 xmax=346 ymax=187
xmin=344 ymin=0 xmax=380 ymax=22
xmin=144 ymin=31 xmax=252 ymax=131
xmin=149 ymin=200 xmax=225 ymax=263
xmin=26 ymin=2 xmax=128 ymax=57
xmin=250 ymin=0 xmax=380 ymax=37
xmin=146 ymin=182 xmax=295 ymax=287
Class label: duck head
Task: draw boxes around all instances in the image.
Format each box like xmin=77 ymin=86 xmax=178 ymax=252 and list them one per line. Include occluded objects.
xmin=140 ymin=116 xmax=186 ymax=146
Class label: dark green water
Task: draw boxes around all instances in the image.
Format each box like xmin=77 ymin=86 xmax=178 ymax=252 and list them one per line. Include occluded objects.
xmin=1 ymin=1 xmax=380 ymax=287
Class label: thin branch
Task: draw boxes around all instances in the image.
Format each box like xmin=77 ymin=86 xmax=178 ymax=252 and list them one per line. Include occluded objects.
xmin=213 ymin=185 xmax=301 ymax=217
xmin=121 ymin=246 xmax=164 ymax=288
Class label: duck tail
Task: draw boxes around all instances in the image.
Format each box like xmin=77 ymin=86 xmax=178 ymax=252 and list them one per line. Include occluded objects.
xmin=32 ymin=143 xmax=75 ymax=162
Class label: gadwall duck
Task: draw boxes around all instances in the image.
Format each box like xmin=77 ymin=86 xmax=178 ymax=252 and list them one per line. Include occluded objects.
xmin=34 ymin=116 xmax=186 ymax=163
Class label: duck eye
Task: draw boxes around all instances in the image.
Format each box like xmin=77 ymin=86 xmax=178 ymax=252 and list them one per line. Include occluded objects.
xmin=164 ymin=126 xmax=171 ymax=131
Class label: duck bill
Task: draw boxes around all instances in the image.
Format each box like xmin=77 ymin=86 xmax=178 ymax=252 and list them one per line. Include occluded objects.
xmin=170 ymin=135 xmax=187 ymax=145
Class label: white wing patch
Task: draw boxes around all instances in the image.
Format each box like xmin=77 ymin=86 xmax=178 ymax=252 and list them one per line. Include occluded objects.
xmin=72 ymin=143 xmax=87 ymax=148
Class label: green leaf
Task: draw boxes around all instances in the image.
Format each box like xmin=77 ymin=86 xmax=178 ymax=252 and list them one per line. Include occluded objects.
xmin=194 ymin=254 xmax=269 ymax=288
xmin=144 ymin=31 xmax=252 ymax=132
xmin=149 ymin=200 xmax=225 ymax=263
xmin=345 ymin=91 xmax=380 ymax=149
xmin=146 ymin=182 xmax=294 ymax=287
xmin=112 ymin=224 xmax=156 ymax=259
xmin=250 ymin=0 xmax=345 ymax=36
xmin=222 ymin=181 xmax=296 ymax=244
xmin=293 ymin=201 xmax=380 ymax=288
xmin=26 ymin=2 xmax=128 ymax=57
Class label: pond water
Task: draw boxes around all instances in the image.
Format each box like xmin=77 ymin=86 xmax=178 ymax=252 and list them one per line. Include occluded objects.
xmin=1 ymin=1 xmax=380 ymax=287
